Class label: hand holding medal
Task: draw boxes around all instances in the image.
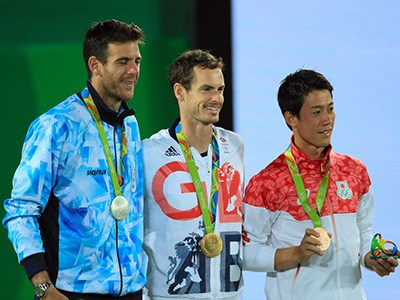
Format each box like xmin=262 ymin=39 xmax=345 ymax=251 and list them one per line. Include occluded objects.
xmin=312 ymin=227 xmax=331 ymax=251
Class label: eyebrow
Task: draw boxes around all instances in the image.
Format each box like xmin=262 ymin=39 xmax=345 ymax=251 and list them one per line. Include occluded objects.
xmin=309 ymin=102 xmax=334 ymax=109
xmin=115 ymin=57 xmax=133 ymax=62
xmin=199 ymin=84 xmax=225 ymax=89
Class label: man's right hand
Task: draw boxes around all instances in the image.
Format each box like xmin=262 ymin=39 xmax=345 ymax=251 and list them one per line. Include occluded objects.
xmin=31 ymin=270 xmax=68 ymax=299
xmin=41 ymin=287 xmax=69 ymax=299
xmin=274 ymin=227 xmax=331 ymax=271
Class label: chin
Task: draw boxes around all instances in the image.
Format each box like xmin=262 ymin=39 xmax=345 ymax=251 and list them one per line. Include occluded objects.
xmin=122 ymin=94 xmax=134 ymax=101
xmin=319 ymin=142 xmax=331 ymax=149
xmin=211 ymin=115 xmax=220 ymax=123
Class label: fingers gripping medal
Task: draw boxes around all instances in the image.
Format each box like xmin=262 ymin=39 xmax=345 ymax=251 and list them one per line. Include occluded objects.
xmin=200 ymin=232 xmax=223 ymax=258
xmin=110 ymin=195 xmax=130 ymax=220
xmin=313 ymin=227 xmax=330 ymax=251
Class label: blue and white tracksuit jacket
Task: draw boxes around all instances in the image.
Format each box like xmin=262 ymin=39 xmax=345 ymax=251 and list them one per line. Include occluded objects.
xmin=2 ymin=84 xmax=147 ymax=296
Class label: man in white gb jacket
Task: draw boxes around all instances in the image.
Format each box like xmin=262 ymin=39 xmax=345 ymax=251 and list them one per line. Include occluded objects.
xmin=143 ymin=50 xmax=244 ymax=300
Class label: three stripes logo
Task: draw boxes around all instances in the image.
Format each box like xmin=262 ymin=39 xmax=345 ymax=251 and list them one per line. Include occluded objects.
xmin=164 ymin=146 xmax=180 ymax=157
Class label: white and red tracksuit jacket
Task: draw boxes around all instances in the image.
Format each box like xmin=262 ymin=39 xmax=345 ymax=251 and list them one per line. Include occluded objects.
xmin=243 ymin=138 xmax=374 ymax=300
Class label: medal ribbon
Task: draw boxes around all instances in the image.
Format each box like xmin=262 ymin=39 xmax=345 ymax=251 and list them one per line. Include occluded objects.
xmin=284 ymin=147 xmax=330 ymax=228
xmin=175 ymin=122 xmax=220 ymax=234
xmin=81 ymin=87 xmax=127 ymax=197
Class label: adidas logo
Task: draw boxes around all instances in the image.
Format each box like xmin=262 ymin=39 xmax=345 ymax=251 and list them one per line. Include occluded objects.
xmin=164 ymin=146 xmax=180 ymax=157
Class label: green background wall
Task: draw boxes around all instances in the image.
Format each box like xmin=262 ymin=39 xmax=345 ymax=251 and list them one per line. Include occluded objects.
xmin=0 ymin=0 xmax=195 ymax=298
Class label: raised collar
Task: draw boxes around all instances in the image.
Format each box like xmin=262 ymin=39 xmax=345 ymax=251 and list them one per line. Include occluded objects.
xmin=289 ymin=135 xmax=331 ymax=172
xmin=79 ymin=81 xmax=135 ymax=127
xmin=168 ymin=118 xmax=181 ymax=143
xmin=168 ymin=118 xmax=213 ymax=157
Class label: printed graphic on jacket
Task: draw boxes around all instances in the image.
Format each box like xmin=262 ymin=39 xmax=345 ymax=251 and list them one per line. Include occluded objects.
xmin=165 ymin=226 xmax=242 ymax=295
xmin=152 ymin=161 xmax=242 ymax=222
xmin=149 ymin=160 xmax=243 ymax=295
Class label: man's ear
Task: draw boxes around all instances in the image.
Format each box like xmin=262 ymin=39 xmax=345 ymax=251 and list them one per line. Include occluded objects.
xmin=88 ymin=56 xmax=101 ymax=76
xmin=284 ymin=111 xmax=297 ymax=129
xmin=173 ymin=83 xmax=185 ymax=102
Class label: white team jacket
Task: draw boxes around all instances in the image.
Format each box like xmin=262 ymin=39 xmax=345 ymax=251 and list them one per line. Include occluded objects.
xmin=143 ymin=125 xmax=244 ymax=299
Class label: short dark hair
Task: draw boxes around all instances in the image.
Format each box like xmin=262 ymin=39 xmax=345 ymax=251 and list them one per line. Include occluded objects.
xmin=168 ymin=49 xmax=224 ymax=94
xmin=83 ymin=19 xmax=144 ymax=79
xmin=277 ymin=69 xmax=333 ymax=129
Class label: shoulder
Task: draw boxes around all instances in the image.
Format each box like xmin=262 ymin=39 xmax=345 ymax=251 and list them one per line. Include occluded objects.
xmin=22 ymin=95 xmax=89 ymax=150
xmin=213 ymin=126 xmax=243 ymax=143
xmin=142 ymin=129 xmax=174 ymax=160
xmin=213 ymin=126 xmax=244 ymax=155
xmin=251 ymin=153 xmax=285 ymax=181
xmin=31 ymin=95 xmax=88 ymax=133
xmin=42 ymin=94 xmax=88 ymax=122
xmin=330 ymin=150 xmax=368 ymax=173
xmin=245 ymin=153 xmax=286 ymax=201
xmin=330 ymin=150 xmax=371 ymax=189
xmin=142 ymin=129 xmax=171 ymax=147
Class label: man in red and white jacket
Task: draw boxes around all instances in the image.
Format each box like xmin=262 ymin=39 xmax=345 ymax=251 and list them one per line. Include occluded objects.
xmin=242 ymin=69 xmax=399 ymax=300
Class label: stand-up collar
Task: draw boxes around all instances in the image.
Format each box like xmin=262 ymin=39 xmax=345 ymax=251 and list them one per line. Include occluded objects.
xmin=84 ymin=81 xmax=135 ymax=126
xmin=168 ymin=118 xmax=181 ymax=143
xmin=168 ymin=118 xmax=215 ymax=157
xmin=290 ymin=135 xmax=331 ymax=172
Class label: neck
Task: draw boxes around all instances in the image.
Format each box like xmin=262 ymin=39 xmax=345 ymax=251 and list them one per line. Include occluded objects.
xmin=102 ymin=97 xmax=122 ymax=112
xmin=293 ymin=140 xmax=326 ymax=159
xmin=180 ymin=120 xmax=213 ymax=154
xmin=90 ymin=81 xmax=121 ymax=112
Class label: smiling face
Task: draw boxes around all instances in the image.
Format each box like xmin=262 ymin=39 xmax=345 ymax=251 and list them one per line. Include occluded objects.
xmin=89 ymin=41 xmax=142 ymax=111
xmin=176 ymin=66 xmax=225 ymax=126
xmin=285 ymin=89 xmax=335 ymax=158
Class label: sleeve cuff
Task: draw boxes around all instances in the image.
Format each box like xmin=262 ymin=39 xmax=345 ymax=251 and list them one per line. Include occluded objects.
xmin=244 ymin=244 xmax=277 ymax=272
xmin=20 ymin=253 xmax=48 ymax=279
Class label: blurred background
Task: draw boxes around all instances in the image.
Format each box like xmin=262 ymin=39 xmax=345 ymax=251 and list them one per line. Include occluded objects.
xmin=1 ymin=0 xmax=399 ymax=299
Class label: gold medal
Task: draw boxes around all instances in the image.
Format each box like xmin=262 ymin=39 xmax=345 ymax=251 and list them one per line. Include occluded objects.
xmin=313 ymin=227 xmax=330 ymax=251
xmin=110 ymin=195 xmax=130 ymax=221
xmin=200 ymin=232 xmax=223 ymax=257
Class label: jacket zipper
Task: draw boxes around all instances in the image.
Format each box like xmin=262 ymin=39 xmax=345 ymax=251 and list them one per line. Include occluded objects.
xmin=113 ymin=125 xmax=124 ymax=296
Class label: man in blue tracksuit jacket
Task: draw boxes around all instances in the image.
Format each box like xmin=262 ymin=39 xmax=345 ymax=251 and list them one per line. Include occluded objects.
xmin=3 ymin=19 xmax=147 ymax=300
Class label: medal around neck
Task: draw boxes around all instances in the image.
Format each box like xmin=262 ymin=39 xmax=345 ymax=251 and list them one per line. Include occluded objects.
xmin=200 ymin=232 xmax=223 ymax=257
xmin=313 ymin=227 xmax=330 ymax=251
xmin=110 ymin=195 xmax=130 ymax=220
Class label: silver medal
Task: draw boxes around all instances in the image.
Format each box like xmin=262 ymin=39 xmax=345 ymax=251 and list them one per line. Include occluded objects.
xmin=110 ymin=195 xmax=130 ymax=220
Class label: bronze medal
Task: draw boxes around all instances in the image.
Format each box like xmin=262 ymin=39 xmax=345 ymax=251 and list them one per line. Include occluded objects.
xmin=200 ymin=232 xmax=223 ymax=257
xmin=313 ymin=227 xmax=330 ymax=251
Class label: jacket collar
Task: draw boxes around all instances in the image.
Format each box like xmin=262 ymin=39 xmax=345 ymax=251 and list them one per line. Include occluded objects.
xmin=168 ymin=118 xmax=181 ymax=143
xmin=289 ymin=135 xmax=331 ymax=172
xmin=80 ymin=81 xmax=135 ymax=126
